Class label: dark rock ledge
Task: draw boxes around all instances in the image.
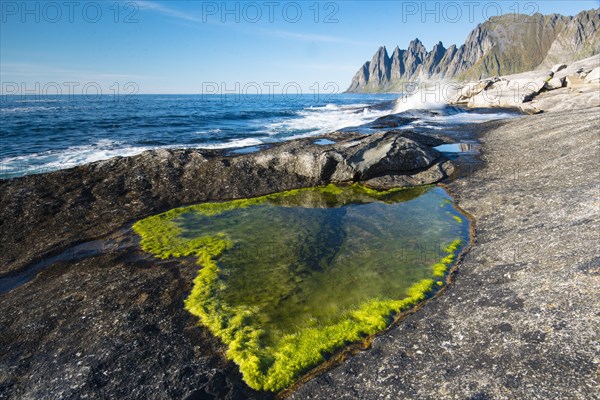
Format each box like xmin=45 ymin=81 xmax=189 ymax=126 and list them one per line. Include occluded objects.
xmin=0 ymin=129 xmax=452 ymax=276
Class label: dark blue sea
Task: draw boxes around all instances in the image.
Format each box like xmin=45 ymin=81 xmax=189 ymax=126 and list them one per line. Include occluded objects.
xmin=0 ymin=93 xmax=516 ymax=178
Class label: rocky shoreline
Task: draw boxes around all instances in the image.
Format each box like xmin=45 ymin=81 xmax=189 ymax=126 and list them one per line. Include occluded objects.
xmin=1 ymin=87 xmax=598 ymax=398
xmin=0 ymin=126 xmax=455 ymax=399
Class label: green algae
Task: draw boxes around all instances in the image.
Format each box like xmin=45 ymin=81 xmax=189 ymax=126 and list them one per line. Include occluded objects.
xmin=133 ymin=184 xmax=468 ymax=392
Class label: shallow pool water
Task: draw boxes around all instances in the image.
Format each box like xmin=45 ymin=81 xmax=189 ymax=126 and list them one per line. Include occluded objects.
xmin=434 ymin=142 xmax=477 ymax=154
xmin=313 ymin=138 xmax=336 ymax=145
xmin=134 ymin=184 xmax=469 ymax=391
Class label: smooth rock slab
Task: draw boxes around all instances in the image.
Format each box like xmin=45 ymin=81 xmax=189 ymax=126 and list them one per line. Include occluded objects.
xmin=289 ymin=107 xmax=600 ymax=400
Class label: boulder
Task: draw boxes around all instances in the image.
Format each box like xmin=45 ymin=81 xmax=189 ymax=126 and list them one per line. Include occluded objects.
xmin=345 ymin=133 xmax=438 ymax=179
xmin=467 ymin=79 xmax=543 ymax=108
xmin=521 ymin=77 xmax=550 ymax=102
xmin=249 ymin=132 xmax=440 ymax=183
xmin=451 ymin=80 xmax=494 ymax=104
xmin=466 ymin=69 xmax=552 ymax=108
xmin=551 ymin=64 xmax=567 ymax=73
xmin=528 ymin=86 xmax=600 ymax=112
xmin=363 ymin=160 xmax=454 ymax=189
xmin=545 ymin=76 xmax=567 ymax=90
xmin=518 ymin=103 xmax=543 ymax=115
xmin=584 ymin=66 xmax=600 ymax=83
xmin=367 ymin=114 xmax=417 ymax=129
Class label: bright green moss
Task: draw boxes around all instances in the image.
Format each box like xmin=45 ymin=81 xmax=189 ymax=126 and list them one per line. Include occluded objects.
xmin=351 ymin=182 xmax=420 ymax=198
xmin=431 ymin=239 xmax=462 ymax=277
xmin=445 ymin=239 xmax=462 ymax=254
xmin=133 ymin=184 xmax=468 ymax=392
xmin=186 ymin=277 xmax=438 ymax=391
xmin=432 ymin=263 xmax=447 ymax=277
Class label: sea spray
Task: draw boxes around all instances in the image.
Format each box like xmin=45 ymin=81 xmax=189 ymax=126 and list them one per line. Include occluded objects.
xmin=393 ymin=84 xmax=451 ymax=113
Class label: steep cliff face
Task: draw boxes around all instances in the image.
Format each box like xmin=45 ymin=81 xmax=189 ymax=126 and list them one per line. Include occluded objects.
xmin=542 ymin=9 xmax=600 ymax=66
xmin=455 ymin=12 xmax=567 ymax=80
xmin=347 ymin=9 xmax=600 ymax=92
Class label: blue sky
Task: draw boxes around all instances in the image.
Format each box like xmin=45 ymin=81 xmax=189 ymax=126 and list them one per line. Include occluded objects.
xmin=1 ymin=0 xmax=598 ymax=94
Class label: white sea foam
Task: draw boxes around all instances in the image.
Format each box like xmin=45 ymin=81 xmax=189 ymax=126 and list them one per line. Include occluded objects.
xmin=196 ymin=137 xmax=263 ymax=149
xmin=265 ymin=105 xmax=391 ymax=136
xmin=194 ymin=128 xmax=224 ymax=135
xmin=307 ymin=103 xmax=369 ymax=111
xmin=1 ymin=106 xmax=60 ymax=113
xmin=393 ymin=88 xmax=447 ymax=113
xmin=0 ymin=139 xmax=152 ymax=177
xmin=0 ymin=136 xmax=274 ymax=177
xmin=392 ymin=86 xmax=519 ymax=124
xmin=419 ymin=111 xmax=519 ymax=125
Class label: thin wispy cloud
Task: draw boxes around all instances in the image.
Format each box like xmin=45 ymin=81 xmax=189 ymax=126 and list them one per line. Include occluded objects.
xmin=136 ymin=0 xmax=205 ymax=23
xmin=137 ymin=1 xmax=368 ymax=45
xmin=258 ymin=28 xmax=370 ymax=45
xmin=0 ymin=63 xmax=154 ymax=81
xmin=295 ymin=63 xmax=358 ymax=71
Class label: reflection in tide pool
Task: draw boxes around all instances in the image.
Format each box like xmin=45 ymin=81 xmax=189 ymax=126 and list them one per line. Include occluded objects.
xmin=434 ymin=142 xmax=477 ymax=154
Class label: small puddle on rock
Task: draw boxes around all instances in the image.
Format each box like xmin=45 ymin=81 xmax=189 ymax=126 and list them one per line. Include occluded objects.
xmin=313 ymin=138 xmax=336 ymax=146
xmin=133 ymin=183 xmax=470 ymax=392
xmin=0 ymin=229 xmax=137 ymax=294
xmin=227 ymin=145 xmax=263 ymax=155
xmin=434 ymin=142 xmax=478 ymax=154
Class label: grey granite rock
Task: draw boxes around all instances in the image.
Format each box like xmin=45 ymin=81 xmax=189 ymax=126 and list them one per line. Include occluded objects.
xmin=551 ymin=63 xmax=568 ymax=73
xmin=545 ymin=76 xmax=567 ymax=90
xmin=585 ymin=66 xmax=600 ymax=82
xmin=450 ymin=55 xmax=600 ymax=112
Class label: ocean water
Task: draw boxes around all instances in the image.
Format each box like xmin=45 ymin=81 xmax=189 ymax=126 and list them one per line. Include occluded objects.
xmin=0 ymin=93 xmax=517 ymax=178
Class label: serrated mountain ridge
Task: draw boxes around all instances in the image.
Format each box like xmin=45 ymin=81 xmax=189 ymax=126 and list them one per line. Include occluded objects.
xmin=347 ymin=9 xmax=600 ymax=92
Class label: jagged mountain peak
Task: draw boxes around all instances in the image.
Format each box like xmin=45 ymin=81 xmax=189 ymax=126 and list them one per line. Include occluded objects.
xmin=371 ymin=46 xmax=390 ymax=63
xmin=372 ymin=46 xmax=389 ymax=57
xmin=407 ymin=38 xmax=426 ymax=51
xmin=347 ymin=9 xmax=600 ymax=92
